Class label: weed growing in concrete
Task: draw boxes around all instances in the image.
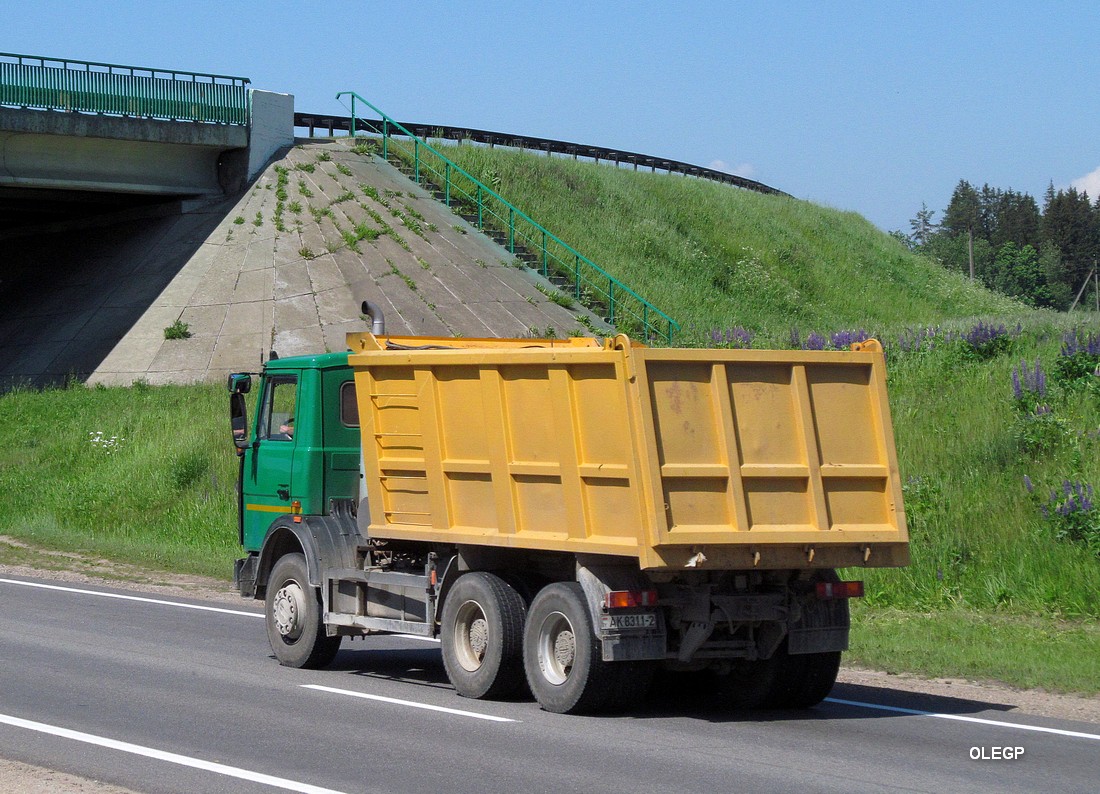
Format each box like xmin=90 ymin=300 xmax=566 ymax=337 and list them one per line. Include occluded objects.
xmin=233 ymin=216 xmax=245 ymax=225
xmin=452 ymin=224 xmax=468 ymax=235
xmin=341 ymin=230 xmax=361 ymax=253
xmin=299 ymin=247 xmax=317 ymax=260
xmin=475 ymin=259 xmax=487 ymax=268
xmin=354 ymin=222 xmax=382 ymax=241
xmin=295 ymin=162 xmax=316 ymax=174
xmin=288 ymin=201 xmax=302 ymax=214
xmin=298 ymin=180 xmax=313 ymax=198
xmin=418 ymin=258 xmax=431 ymax=270
xmin=360 ymin=183 xmax=387 ymax=206
xmin=336 ymin=163 xmax=354 ymax=177
xmin=252 ymin=212 xmax=263 ymax=227
xmin=427 ymin=222 xmax=438 ymax=232
xmin=331 ymin=191 xmax=356 ymax=205
xmin=163 ymin=320 xmax=191 ymax=340
xmin=316 ymin=151 xmax=332 ymax=162
xmin=391 ymin=208 xmax=424 ymax=238
xmin=388 ymin=264 xmax=417 ymax=291
xmin=536 ymin=283 xmax=575 ymax=310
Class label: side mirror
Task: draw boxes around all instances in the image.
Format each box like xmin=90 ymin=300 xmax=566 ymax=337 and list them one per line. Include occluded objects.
xmin=227 ymin=373 xmax=252 ymax=394
xmin=230 ymin=392 xmax=250 ymax=451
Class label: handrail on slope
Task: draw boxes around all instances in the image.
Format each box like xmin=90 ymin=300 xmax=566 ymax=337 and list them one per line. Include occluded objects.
xmin=337 ymin=91 xmax=679 ymax=343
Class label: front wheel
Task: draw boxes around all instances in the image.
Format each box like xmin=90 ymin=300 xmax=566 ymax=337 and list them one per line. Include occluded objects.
xmin=265 ymin=553 xmax=341 ymax=669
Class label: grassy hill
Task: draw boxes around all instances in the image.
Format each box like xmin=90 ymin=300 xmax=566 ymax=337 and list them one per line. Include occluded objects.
xmin=2 ymin=142 xmax=1098 ymax=692
xmin=436 ymin=144 xmax=1021 ymax=342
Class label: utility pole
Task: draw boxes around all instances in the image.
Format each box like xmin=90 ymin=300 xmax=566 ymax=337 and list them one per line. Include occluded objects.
xmin=967 ymin=226 xmax=975 ymax=281
xmin=1068 ymin=266 xmax=1096 ymax=312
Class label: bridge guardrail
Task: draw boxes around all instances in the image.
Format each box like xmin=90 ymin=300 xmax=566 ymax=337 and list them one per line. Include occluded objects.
xmin=0 ymin=52 xmax=250 ymax=125
xmin=294 ymin=112 xmax=787 ymax=198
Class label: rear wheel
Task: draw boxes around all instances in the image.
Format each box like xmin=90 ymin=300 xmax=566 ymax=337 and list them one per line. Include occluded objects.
xmin=440 ymin=572 xmax=527 ymax=699
xmin=524 ymin=582 xmax=620 ymax=714
xmin=714 ymin=657 xmax=778 ymax=709
xmin=265 ymin=553 xmax=341 ymax=669
xmin=762 ymin=642 xmax=841 ymax=709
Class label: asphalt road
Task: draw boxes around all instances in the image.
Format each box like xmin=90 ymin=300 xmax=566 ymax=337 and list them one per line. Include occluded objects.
xmin=0 ymin=574 xmax=1096 ymax=793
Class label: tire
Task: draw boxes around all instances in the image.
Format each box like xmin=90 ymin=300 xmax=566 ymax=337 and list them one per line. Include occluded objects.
xmin=265 ymin=553 xmax=341 ymax=669
xmin=762 ymin=642 xmax=841 ymax=709
xmin=523 ymin=582 xmax=620 ymax=714
xmin=440 ymin=572 xmax=527 ymax=699
xmin=713 ymin=657 xmax=778 ymax=710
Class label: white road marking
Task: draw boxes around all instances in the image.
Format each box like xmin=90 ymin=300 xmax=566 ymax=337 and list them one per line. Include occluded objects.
xmin=0 ymin=577 xmax=263 ymax=618
xmin=302 ymin=684 xmax=517 ymax=722
xmin=825 ymin=698 xmax=1100 ymax=741
xmin=0 ymin=711 xmax=347 ymax=794
xmin=393 ymin=633 xmax=441 ymax=643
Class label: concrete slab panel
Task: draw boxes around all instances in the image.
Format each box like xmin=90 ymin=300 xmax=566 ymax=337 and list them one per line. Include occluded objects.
xmin=148 ymin=336 xmax=216 ymax=372
xmin=273 ymin=325 xmax=325 ymax=357
xmin=179 ymin=304 xmax=229 ymax=336
xmin=274 ymin=294 xmax=319 ymax=331
xmin=305 ymin=257 xmax=345 ymax=293
xmin=220 ymin=300 xmax=267 ymax=336
xmin=274 ymin=261 xmax=313 ymax=299
xmin=210 ymin=333 xmax=266 ymax=371
xmin=0 ymin=341 xmax=67 ymax=376
xmin=233 ymin=268 xmax=274 ymax=303
xmin=314 ymin=286 xmax=361 ymax=326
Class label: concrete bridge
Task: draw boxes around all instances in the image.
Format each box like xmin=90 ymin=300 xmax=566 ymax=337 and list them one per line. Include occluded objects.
xmin=0 ymin=52 xmax=292 ymax=236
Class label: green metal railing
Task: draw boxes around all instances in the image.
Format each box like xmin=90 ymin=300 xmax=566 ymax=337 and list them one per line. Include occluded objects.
xmin=337 ymin=91 xmax=679 ymax=343
xmin=0 ymin=52 xmax=250 ymax=125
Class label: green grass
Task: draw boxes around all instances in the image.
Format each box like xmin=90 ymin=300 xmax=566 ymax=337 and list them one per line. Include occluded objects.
xmin=849 ymin=604 xmax=1100 ymax=695
xmin=0 ymin=383 xmax=238 ymax=579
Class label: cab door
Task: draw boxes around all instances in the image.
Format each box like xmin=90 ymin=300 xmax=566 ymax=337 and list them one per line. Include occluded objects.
xmin=241 ymin=373 xmax=299 ymax=550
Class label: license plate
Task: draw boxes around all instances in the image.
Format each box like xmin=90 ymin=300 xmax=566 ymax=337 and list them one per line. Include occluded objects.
xmin=600 ymin=612 xmax=657 ymax=631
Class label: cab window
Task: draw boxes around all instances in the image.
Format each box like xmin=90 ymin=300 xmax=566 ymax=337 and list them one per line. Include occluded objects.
xmin=340 ymin=381 xmax=359 ymax=427
xmin=258 ymin=376 xmax=298 ymax=441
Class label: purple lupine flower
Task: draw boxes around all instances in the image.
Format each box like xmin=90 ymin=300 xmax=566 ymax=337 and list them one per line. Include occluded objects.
xmin=965 ymin=321 xmax=1008 ymax=350
xmin=831 ymin=329 xmax=870 ymax=350
xmin=1023 ymin=475 xmax=1034 ymax=493
xmin=804 ymin=332 xmax=826 ymax=350
xmin=1012 ymin=359 xmax=1047 ymax=403
xmin=789 ymin=328 xmax=801 ymax=349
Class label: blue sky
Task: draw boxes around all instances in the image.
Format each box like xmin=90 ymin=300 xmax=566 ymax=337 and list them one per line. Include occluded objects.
xmin=7 ymin=1 xmax=1100 ymax=233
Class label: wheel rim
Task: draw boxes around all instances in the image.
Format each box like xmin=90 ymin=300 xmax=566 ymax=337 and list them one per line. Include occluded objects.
xmin=536 ymin=610 xmax=575 ymax=686
xmin=453 ymin=599 xmax=489 ymax=672
xmin=272 ymin=579 xmax=306 ymax=642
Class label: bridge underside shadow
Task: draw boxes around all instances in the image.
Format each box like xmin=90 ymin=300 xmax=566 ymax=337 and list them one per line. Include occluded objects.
xmin=0 ymin=198 xmax=234 ymax=390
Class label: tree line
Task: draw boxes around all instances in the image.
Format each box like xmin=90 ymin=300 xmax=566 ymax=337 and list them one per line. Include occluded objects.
xmin=897 ymin=180 xmax=1100 ymax=310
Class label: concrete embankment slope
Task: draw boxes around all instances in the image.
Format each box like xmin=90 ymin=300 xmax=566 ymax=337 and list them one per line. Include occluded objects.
xmin=88 ymin=139 xmax=594 ymax=385
xmin=0 ymin=139 xmax=594 ymax=388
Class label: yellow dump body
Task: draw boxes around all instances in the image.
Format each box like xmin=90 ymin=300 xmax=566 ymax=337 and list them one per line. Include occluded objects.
xmin=347 ymin=333 xmax=909 ymax=572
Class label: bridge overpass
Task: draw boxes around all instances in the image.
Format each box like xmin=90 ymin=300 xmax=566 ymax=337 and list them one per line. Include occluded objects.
xmin=0 ymin=52 xmax=292 ymax=236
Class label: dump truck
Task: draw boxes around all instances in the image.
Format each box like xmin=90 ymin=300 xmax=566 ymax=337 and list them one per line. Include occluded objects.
xmin=229 ymin=303 xmax=908 ymax=714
